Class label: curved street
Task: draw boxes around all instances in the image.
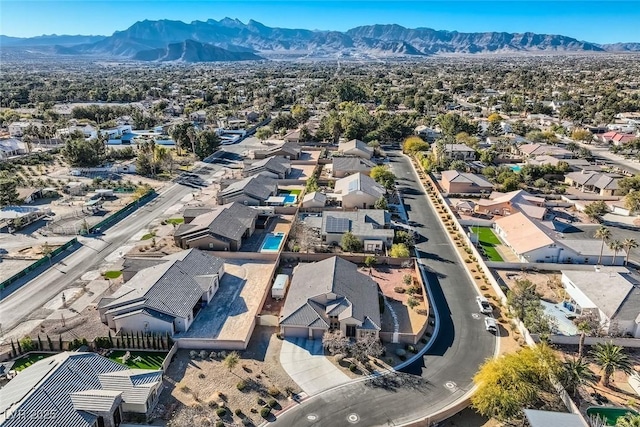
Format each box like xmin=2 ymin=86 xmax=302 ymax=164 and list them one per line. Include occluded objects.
xmin=270 ymin=152 xmax=497 ymax=427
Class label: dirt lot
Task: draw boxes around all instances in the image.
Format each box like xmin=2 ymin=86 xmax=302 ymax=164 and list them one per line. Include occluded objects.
xmin=496 ymin=270 xmax=567 ymax=304
xmin=157 ymin=326 xmax=299 ymax=426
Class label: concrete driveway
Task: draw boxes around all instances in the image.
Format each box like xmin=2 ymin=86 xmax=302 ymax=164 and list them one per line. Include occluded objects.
xmin=280 ymin=337 xmax=351 ymax=396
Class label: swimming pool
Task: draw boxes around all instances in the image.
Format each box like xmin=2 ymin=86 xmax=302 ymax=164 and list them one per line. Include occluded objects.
xmin=260 ymin=232 xmax=286 ymax=252
xmin=510 ymin=164 xmax=524 ymax=172
xmin=278 ymin=193 xmax=297 ymax=204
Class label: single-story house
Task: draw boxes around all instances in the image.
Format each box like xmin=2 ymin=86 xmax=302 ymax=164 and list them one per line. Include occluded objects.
xmin=332 ymin=157 xmax=376 ymax=178
xmin=243 ymin=156 xmax=291 ymax=179
xmin=333 ymin=172 xmax=386 ymax=209
xmin=254 ymin=141 xmax=302 ymax=160
xmin=0 ymin=352 xmax=163 ymax=427
xmin=217 ymin=172 xmax=278 ymax=205
xmin=0 ymin=138 xmax=26 ymax=160
xmin=66 ymin=181 xmax=88 ymax=196
xmin=7 ymin=120 xmax=42 ymax=138
xmin=562 ymin=268 xmax=640 ymax=337
xmin=283 ymin=130 xmax=302 ymax=143
xmin=280 ymin=256 xmax=381 ymax=340
xmin=320 ymin=209 xmax=394 ymax=251
xmin=174 ymin=202 xmax=258 ymax=251
xmin=440 ymin=170 xmax=494 ymax=194
xmin=475 ymin=190 xmax=546 ymax=219
xmin=600 ymin=131 xmax=637 ymax=146
xmin=338 ymin=139 xmax=373 ymax=159
xmin=516 ymin=143 xmax=573 ymax=159
xmin=99 ymin=249 xmax=225 ymax=335
xmin=565 ymin=172 xmax=622 ymax=196
xmin=301 ymin=191 xmax=327 ymax=208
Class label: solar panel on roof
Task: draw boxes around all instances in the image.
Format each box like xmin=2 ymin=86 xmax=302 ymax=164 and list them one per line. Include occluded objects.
xmin=326 ymin=216 xmax=350 ymax=233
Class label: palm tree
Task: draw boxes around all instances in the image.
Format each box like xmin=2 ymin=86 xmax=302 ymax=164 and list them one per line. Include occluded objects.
xmin=616 ymin=414 xmax=640 ymax=427
xmin=623 ymin=238 xmax=638 ymax=265
xmin=595 ymin=226 xmax=611 ymax=265
xmin=608 ymin=239 xmax=623 ymax=265
xmin=223 ymin=351 xmax=240 ymax=377
xmin=186 ymin=126 xmax=197 ymax=157
xmin=577 ymin=321 xmax=591 ymax=358
xmin=590 ymin=342 xmax=633 ymax=387
xmin=560 ymin=357 xmax=596 ymax=398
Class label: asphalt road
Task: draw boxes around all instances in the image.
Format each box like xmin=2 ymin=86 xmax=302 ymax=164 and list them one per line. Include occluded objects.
xmin=0 ymin=138 xmax=265 ymax=337
xmin=270 ymin=152 xmax=497 ymax=427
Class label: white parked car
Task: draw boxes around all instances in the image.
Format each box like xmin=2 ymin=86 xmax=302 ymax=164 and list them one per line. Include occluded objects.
xmin=484 ymin=317 xmax=498 ymax=333
xmin=476 ymin=296 xmax=492 ymax=314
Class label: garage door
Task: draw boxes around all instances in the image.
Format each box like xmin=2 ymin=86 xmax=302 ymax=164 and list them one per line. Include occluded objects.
xmin=312 ymin=329 xmax=324 ymax=339
xmin=283 ymin=326 xmax=308 ymax=338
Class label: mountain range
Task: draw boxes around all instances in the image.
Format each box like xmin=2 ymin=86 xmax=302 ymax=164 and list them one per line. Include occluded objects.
xmin=2 ymin=18 xmax=639 ymax=62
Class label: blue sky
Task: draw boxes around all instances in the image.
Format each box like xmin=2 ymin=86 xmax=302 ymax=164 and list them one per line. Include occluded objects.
xmin=1 ymin=1 xmax=639 ymax=43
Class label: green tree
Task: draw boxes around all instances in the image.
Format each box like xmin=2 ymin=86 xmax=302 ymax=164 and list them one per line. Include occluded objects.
xmin=62 ymin=138 xmax=105 ymax=167
xmin=402 ymin=136 xmax=429 ymax=154
xmin=623 ymin=238 xmax=638 ymax=265
xmin=471 ymin=345 xmax=561 ymax=422
xmin=389 ymin=243 xmax=410 ymax=258
xmin=341 ymin=232 xmax=363 ymax=252
xmin=374 ymin=196 xmax=388 ymax=210
xmin=0 ymin=177 xmax=20 ymax=207
xmin=571 ymin=128 xmax=593 ymax=142
xmin=584 ymin=201 xmax=608 ymax=222
xmin=305 ymin=175 xmax=319 ymax=192
xmin=364 ymin=255 xmax=377 ymax=274
xmin=194 ymin=130 xmax=220 ymax=160
xmin=223 ymin=351 xmax=240 ymax=376
xmin=394 ymin=230 xmax=415 ymax=248
xmin=255 ymin=126 xmax=273 ymax=143
xmin=449 ymin=159 xmax=468 ymax=172
xmin=370 ymin=165 xmax=396 ymax=190
xmin=590 ymin=342 xmax=633 ymax=387
xmin=502 ymin=177 xmax=520 ymax=192
xmin=559 ymin=357 xmax=596 ymax=398
xmin=624 ymin=191 xmax=640 ymax=213
xmin=291 ymin=104 xmax=310 ymax=124
xmin=616 ymin=414 xmax=640 ymax=427
xmin=595 ymin=226 xmax=611 ymax=264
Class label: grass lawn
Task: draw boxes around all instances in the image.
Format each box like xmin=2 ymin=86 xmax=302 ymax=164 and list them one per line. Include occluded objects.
xmin=107 ymin=350 xmax=167 ymax=370
xmin=472 ymin=227 xmax=504 ymax=262
xmin=141 ymin=232 xmax=156 ymax=240
xmin=288 ymin=189 xmax=302 ymax=196
xmin=166 ymin=218 xmax=184 ymax=225
xmin=13 ymin=353 xmax=55 ymax=371
xmin=104 ymin=270 xmax=122 ymax=279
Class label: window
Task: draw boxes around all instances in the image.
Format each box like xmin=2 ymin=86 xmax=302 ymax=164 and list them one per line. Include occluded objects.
xmin=346 ymin=325 xmax=356 ymax=338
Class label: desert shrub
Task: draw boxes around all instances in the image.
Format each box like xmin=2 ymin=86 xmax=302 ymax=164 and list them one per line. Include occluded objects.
xmin=237 ymin=381 xmax=247 ymax=391
xmin=268 ymin=399 xmax=278 ymax=408
xmin=267 ymin=387 xmax=280 ymax=397
xmin=216 ymin=422 xmax=224 ymax=427
xmin=395 ymin=348 xmax=406 ymax=357
xmin=407 ymin=345 xmax=416 ymax=353
xmin=256 ymin=397 xmax=265 ymax=405
xmin=394 ymin=286 xmax=406 ymax=293
xmin=189 ymin=350 xmax=198 ymax=359
xmin=349 ymin=363 xmax=357 ymax=372
xmin=198 ymin=373 xmax=206 ymax=379
xmin=235 ymin=409 xmax=243 ymax=416
xmin=415 ymin=308 xmax=428 ymax=316
xmin=179 ymin=384 xmax=190 ymax=393
xmin=260 ymin=407 xmax=271 ymax=418
xmin=216 ymin=408 xmax=227 ymax=417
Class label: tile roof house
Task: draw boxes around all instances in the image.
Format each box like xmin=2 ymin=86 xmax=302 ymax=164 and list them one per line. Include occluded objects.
xmin=475 ymin=190 xmax=546 ymax=219
xmin=98 ymin=249 xmax=225 ymax=335
xmin=217 ymin=172 xmax=278 ymax=205
xmin=562 ymin=268 xmax=640 ymax=337
xmin=320 ymin=210 xmax=394 ymax=251
xmin=242 ymin=156 xmax=291 ymax=179
xmin=333 ymin=172 xmax=386 ymax=209
xmin=254 ymin=141 xmax=301 ymax=160
xmin=440 ymin=170 xmax=494 ymax=194
xmin=338 ymin=139 xmax=373 ymax=159
xmin=600 ymin=131 xmax=637 ymax=146
xmin=516 ymin=143 xmax=573 ymax=159
xmin=0 ymin=352 xmax=162 ymax=427
xmin=174 ymin=202 xmax=258 ymax=251
xmin=331 ymin=157 xmax=376 ymax=178
xmin=280 ymin=256 xmax=381 ymax=340
xmin=565 ymin=171 xmax=622 ymax=196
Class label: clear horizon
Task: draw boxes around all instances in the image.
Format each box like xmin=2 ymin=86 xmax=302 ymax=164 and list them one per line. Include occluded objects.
xmin=1 ymin=1 xmax=639 ymax=44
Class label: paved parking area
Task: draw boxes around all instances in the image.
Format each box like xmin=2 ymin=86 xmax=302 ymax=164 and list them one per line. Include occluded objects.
xmin=280 ymin=337 xmax=351 ymax=396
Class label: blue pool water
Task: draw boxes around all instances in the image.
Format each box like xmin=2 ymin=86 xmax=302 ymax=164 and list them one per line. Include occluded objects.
xmin=278 ymin=194 xmax=297 ymax=204
xmin=260 ymin=232 xmax=286 ymax=252
xmin=510 ymin=164 xmax=523 ymax=172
